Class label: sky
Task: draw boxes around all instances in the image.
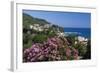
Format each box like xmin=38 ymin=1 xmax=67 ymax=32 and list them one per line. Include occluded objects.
xmin=23 ymin=10 xmax=91 ymax=28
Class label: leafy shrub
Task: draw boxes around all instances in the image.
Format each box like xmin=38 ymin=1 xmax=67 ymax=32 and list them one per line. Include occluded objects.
xmin=32 ymin=34 xmax=48 ymax=43
xmin=23 ymin=36 xmax=79 ymax=62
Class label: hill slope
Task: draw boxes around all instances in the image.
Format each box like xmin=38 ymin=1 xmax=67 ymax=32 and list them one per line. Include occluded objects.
xmin=23 ymin=13 xmax=50 ymax=28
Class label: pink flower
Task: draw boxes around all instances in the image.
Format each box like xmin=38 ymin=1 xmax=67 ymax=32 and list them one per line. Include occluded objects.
xmin=34 ymin=48 xmax=40 ymax=52
xmin=30 ymin=44 xmax=36 ymax=49
xmin=24 ymin=48 xmax=30 ymax=54
xmin=73 ymin=48 xmax=78 ymax=55
xmin=73 ymin=54 xmax=78 ymax=60
xmin=66 ymin=48 xmax=71 ymax=57
xmin=51 ymin=38 xmax=56 ymax=42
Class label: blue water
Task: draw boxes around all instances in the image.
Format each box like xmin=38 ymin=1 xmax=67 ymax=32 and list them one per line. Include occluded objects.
xmin=64 ymin=28 xmax=91 ymax=38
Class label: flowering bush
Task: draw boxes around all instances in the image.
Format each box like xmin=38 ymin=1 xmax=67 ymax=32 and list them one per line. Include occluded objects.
xmin=23 ymin=36 xmax=79 ymax=62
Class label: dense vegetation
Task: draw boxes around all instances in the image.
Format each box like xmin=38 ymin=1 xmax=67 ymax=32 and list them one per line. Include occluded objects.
xmin=23 ymin=13 xmax=91 ymax=62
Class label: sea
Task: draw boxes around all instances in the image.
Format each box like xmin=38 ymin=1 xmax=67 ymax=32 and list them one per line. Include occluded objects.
xmin=64 ymin=28 xmax=91 ymax=38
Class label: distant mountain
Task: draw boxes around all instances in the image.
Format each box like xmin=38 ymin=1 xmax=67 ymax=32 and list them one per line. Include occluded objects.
xmin=23 ymin=13 xmax=50 ymax=26
xmin=23 ymin=13 xmax=64 ymax=32
xmin=23 ymin=13 xmax=64 ymax=49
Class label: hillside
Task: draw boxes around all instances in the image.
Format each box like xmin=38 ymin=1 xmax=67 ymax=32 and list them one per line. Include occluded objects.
xmin=23 ymin=13 xmax=64 ymax=49
xmin=23 ymin=13 xmax=50 ymax=28
xmin=23 ymin=13 xmax=90 ymax=62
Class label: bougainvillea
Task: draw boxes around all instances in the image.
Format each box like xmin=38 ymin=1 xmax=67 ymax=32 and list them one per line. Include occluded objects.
xmin=23 ymin=36 xmax=79 ymax=62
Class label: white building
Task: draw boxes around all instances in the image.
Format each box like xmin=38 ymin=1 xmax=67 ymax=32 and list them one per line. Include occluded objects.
xmin=77 ymin=36 xmax=88 ymax=44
